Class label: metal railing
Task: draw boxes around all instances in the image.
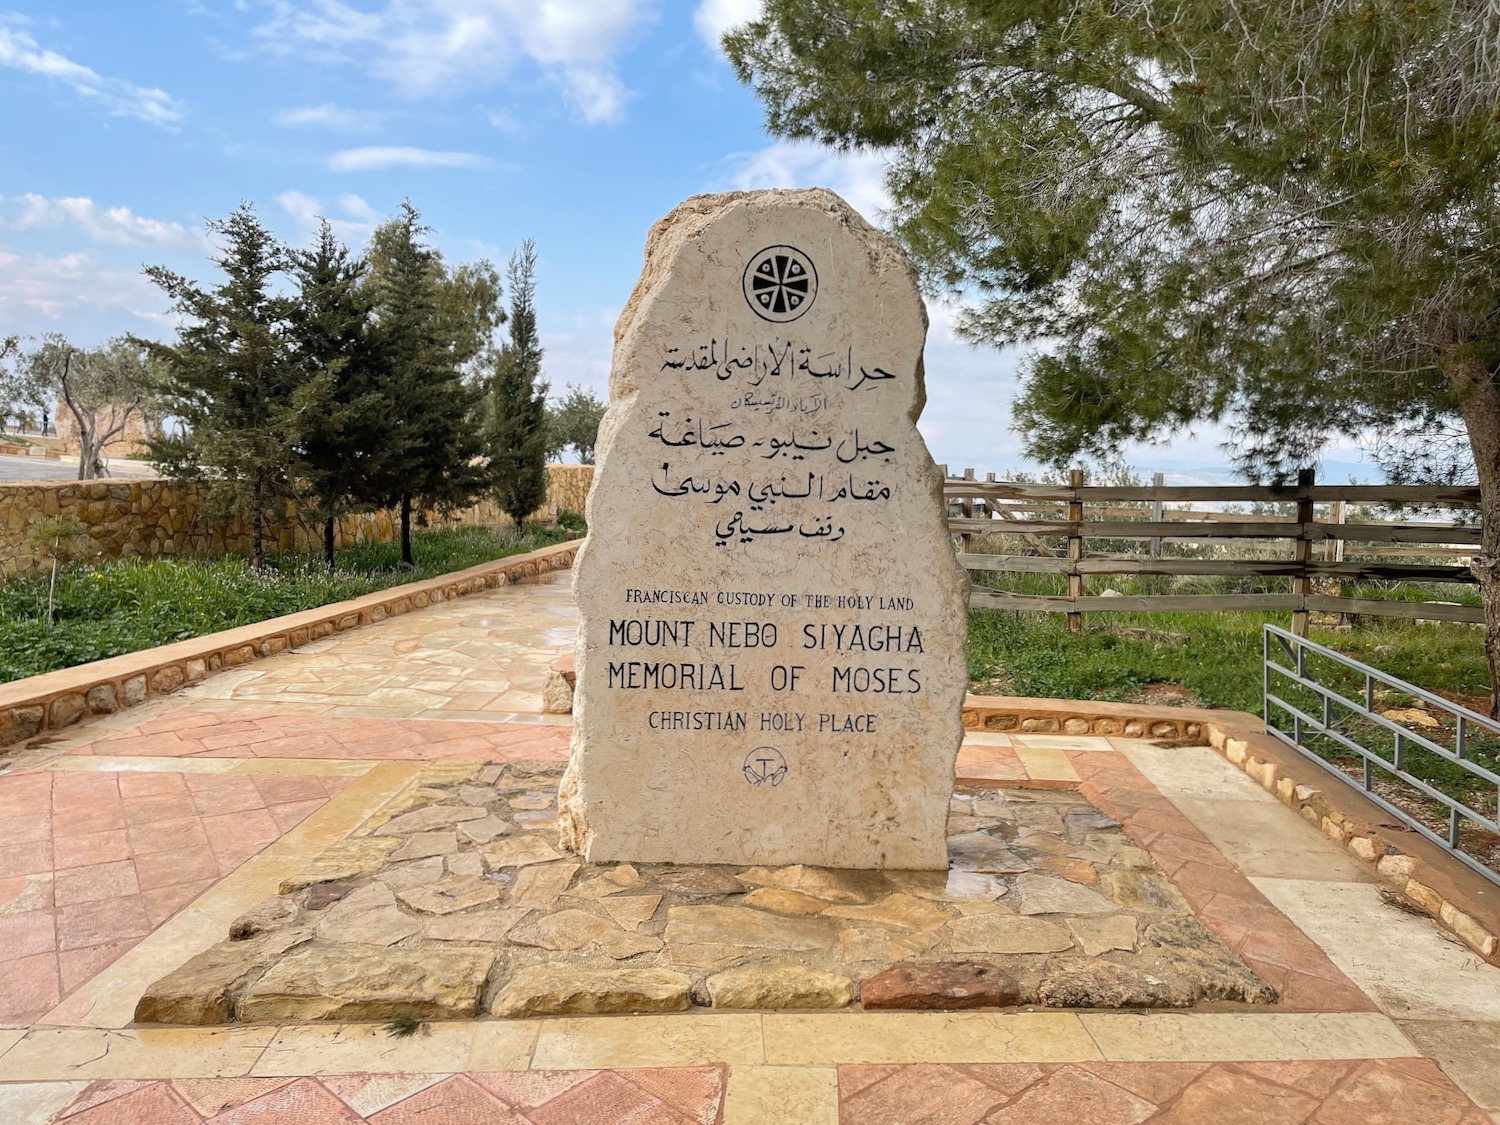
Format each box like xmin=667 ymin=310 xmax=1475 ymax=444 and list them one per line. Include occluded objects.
xmin=1263 ymin=623 xmax=1500 ymax=887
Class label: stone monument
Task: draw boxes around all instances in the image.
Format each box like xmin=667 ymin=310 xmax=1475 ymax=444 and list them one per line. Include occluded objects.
xmin=559 ymin=189 xmax=969 ymax=869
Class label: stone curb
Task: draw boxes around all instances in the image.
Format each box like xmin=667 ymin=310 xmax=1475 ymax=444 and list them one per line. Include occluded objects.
xmin=0 ymin=539 xmax=582 ymax=750
xmin=964 ymin=694 xmax=1500 ymax=967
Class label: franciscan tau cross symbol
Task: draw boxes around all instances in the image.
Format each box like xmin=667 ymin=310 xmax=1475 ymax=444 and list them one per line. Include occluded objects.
xmin=743 ymin=746 xmax=789 ymax=787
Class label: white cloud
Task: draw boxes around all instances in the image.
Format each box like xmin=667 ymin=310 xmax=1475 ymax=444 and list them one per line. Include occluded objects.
xmin=1 ymin=195 xmax=190 ymax=247
xmin=539 ymin=305 xmax=619 ymax=397
xmin=275 ymin=190 xmax=381 ymax=244
xmin=0 ymin=25 xmax=182 ymax=127
xmin=250 ymin=0 xmax=647 ymax=125
xmin=693 ymin=0 xmax=760 ymax=51
xmin=485 ymin=107 xmax=524 ymax=136
xmin=327 ymin=146 xmax=490 ymax=172
xmin=0 ymin=247 xmax=165 ymax=330
xmin=273 ymin=103 xmax=385 ymax=132
xmin=717 ymin=141 xmax=891 ymax=225
xmin=556 ymin=67 xmax=629 ymax=127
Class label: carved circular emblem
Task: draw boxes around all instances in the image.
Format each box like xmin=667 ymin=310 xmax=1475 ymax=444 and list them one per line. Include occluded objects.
xmin=743 ymin=746 xmax=789 ymax=787
xmin=743 ymin=245 xmax=818 ymax=322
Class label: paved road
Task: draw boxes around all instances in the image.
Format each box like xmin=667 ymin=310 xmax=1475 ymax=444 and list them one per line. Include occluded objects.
xmin=0 ymin=452 xmax=159 ymax=482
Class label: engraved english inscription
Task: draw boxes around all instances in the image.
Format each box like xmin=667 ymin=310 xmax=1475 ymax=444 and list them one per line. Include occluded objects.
xmin=562 ymin=190 xmax=969 ymax=869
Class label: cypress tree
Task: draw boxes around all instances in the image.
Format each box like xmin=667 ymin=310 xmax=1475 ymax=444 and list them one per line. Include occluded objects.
xmin=287 ymin=220 xmax=381 ymax=570
xmin=142 ymin=204 xmax=301 ymax=570
xmin=486 ymin=240 xmax=549 ymax=532
xmin=365 ymin=202 xmax=491 ymax=566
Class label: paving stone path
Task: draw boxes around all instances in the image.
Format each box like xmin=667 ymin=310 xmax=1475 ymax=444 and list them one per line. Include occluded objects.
xmin=0 ymin=571 xmax=1497 ymax=1123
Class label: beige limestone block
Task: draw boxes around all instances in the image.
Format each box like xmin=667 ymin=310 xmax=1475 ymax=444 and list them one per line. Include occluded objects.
xmin=238 ymin=944 xmax=494 ymax=1022
xmin=837 ymin=926 xmax=937 ymax=963
xmin=707 ymin=962 xmax=854 ymax=1010
xmin=134 ymin=929 xmax=311 ymax=1025
xmin=388 ymin=831 xmax=458 ymax=861
xmin=425 ymin=908 xmax=532 ymax=942
xmin=314 ymin=884 xmax=419 ymax=946
xmin=1017 ymin=874 xmax=1118 ymax=916
xmin=373 ymin=805 xmax=490 ymax=835
xmin=743 ymin=888 xmax=829 ymax=916
xmin=948 ymin=914 xmax=1074 ymax=955
xmin=669 ymin=943 xmax=747 ymax=969
xmin=560 ymin=189 xmax=969 ymax=870
xmin=737 ymin=865 xmax=883 ymax=904
xmin=541 ymin=670 xmax=574 ymax=714
xmin=510 ymin=862 xmax=580 ymax=907
xmin=492 ymin=966 xmax=692 ymax=1018
xmin=396 ymin=874 xmax=502 ymax=915
xmin=1067 ymin=915 xmax=1139 ymax=956
xmin=280 ymin=837 xmax=400 ymax=894
xmin=664 ymin=905 xmax=838 ymax=953
xmin=507 ymin=909 xmax=626 ymax=951
xmin=483 ymin=836 xmax=565 ymax=870
xmin=823 ymin=892 xmax=951 ymax=933
xmin=601 ymin=894 xmax=663 ymax=930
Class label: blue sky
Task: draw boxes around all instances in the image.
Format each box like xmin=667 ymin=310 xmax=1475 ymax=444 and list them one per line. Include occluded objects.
xmin=0 ymin=0 xmax=1376 ymax=481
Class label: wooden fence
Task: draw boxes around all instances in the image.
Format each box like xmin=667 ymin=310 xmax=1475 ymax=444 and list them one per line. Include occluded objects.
xmin=941 ymin=467 xmax=1483 ymax=634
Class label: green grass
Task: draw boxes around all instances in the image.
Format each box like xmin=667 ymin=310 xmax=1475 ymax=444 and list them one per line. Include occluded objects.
xmin=965 ymin=559 xmax=1488 ymax=712
xmin=966 ymin=607 xmax=1489 ymax=715
xmin=0 ymin=523 xmax=578 ymax=683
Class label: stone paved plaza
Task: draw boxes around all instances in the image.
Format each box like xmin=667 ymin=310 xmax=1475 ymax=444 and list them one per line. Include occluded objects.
xmin=2 ymin=572 xmax=1499 ymax=1123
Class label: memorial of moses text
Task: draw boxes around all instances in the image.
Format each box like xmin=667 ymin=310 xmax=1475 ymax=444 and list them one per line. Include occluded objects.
xmin=561 ymin=189 xmax=971 ymax=870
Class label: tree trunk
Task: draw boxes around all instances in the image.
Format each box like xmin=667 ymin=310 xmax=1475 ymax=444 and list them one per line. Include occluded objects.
xmin=400 ymin=494 xmax=413 ymax=567
xmin=58 ymin=351 xmax=99 ymax=482
xmin=252 ymin=471 xmax=266 ymax=571
xmin=324 ymin=515 xmax=336 ymax=572
xmin=1446 ymin=352 xmax=1500 ymax=717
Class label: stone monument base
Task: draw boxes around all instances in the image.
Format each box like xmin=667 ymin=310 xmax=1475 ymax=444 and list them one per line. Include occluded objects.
xmin=134 ymin=760 xmax=1274 ymax=1023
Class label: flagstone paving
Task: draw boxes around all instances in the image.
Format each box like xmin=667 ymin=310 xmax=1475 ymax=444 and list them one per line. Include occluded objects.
xmin=0 ymin=571 xmax=1496 ymax=1123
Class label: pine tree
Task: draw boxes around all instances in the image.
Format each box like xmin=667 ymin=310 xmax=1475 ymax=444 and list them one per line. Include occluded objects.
xmin=730 ymin=0 xmax=1500 ymax=714
xmin=142 ymin=204 xmax=302 ymax=570
xmin=287 ymin=220 xmax=382 ymax=570
xmin=486 ymin=240 xmax=550 ymax=532
xmin=365 ymin=202 xmax=491 ymax=566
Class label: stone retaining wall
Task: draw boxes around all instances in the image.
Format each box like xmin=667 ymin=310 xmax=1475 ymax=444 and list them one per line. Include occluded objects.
xmin=964 ymin=694 xmax=1500 ymax=968
xmin=0 ymin=539 xmax=580 ymax=749
xmin=0 ymin=465 xmax=595 ymax=576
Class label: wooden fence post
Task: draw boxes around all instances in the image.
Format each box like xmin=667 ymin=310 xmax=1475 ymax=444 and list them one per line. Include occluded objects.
xmin=1292 ymin=466 xmax=1316 ymax=637
xmin=960 ymin=468 xmax=975 ymax=553
xmin=1067 ymin=467 xmax=1085 ymax=634
xmin=1150 ymin=471 xmax=1165 ymax=560
xmin=1325 ymin=500 xmax=1346 ymax=563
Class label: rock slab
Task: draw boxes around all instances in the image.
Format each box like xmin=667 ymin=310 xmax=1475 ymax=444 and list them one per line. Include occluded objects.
xmin=559 ymin=188 xmax=969 ymax=870
xmin=706 ymin=962 xmax=853 ymax=1010
xmin=860 ymin=962 xmax=1021 ymax=1011
xmin=493 ymin=966 xmax=692 ymax=1018
xmin=237 ymin=944 xmax=495 ymax=1022
xmin=135 ymin=930 xmax=310 ymax=1025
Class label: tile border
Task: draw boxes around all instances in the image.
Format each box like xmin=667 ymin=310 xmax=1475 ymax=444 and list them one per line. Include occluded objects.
xmin=0 ymin=1011 xmax=1426 ymax=1083
xmin=965 ymin=694 xmax=1500 ymax=966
